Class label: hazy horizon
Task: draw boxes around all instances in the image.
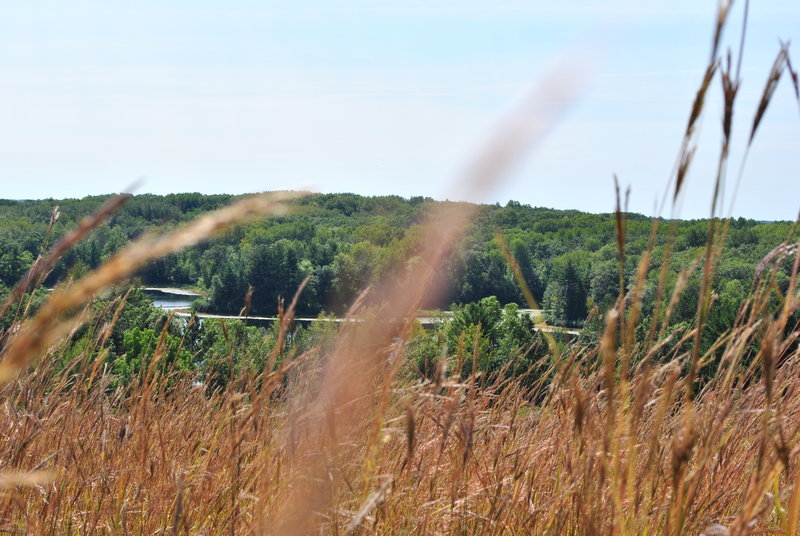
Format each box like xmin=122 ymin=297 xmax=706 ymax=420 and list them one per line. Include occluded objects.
xmin=4 ymin=189 xmax=797 ymax=223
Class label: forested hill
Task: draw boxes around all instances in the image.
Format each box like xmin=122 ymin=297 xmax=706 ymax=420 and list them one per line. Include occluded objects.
xmin=0 ymin=192 xmax=794 ymax=327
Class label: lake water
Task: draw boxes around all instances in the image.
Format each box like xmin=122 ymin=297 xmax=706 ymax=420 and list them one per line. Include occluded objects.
xmin=143 ymin=288 xmax=196 ymax=310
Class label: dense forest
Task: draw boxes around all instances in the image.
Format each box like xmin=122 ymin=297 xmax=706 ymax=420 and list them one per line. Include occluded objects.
xmin=0 ymin=192 xmax=794 ymax=330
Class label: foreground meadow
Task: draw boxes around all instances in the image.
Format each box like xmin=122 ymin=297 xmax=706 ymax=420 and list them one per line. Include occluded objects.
xmin=0 ymin=232 xmax=798 ymax=535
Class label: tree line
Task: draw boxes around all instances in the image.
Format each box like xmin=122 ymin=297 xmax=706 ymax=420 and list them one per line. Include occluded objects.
xmin=0 ymin=192 xmax=795 ymax=333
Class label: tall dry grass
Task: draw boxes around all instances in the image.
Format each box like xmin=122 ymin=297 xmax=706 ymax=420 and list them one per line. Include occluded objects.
xmin=1 ymin=2 xmax=799 ymax=534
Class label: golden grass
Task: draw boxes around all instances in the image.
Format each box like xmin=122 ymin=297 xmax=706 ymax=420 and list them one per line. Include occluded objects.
xmin=0 ymin=277 xmax=799 ymax=535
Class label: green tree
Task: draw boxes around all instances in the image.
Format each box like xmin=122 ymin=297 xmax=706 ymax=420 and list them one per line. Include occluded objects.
xmin=113 ymin=327 xmax=193 ymax=387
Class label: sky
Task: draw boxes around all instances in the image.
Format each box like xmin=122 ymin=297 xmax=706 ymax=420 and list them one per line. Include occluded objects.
xmin=0 ymin=0 xmax=797 ymax=220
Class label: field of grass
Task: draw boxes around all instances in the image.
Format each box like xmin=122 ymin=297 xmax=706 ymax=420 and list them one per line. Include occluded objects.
xmin=1 ymin=3 xmax=799 ymax=535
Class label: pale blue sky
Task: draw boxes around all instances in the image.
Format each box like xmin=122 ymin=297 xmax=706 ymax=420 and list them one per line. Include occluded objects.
xmin=0 ymin=1 xmax=797 ymax=219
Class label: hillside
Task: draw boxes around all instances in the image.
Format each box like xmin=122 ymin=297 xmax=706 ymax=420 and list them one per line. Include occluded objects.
xmin=0 ymin=193 xmax=793 ymax=334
